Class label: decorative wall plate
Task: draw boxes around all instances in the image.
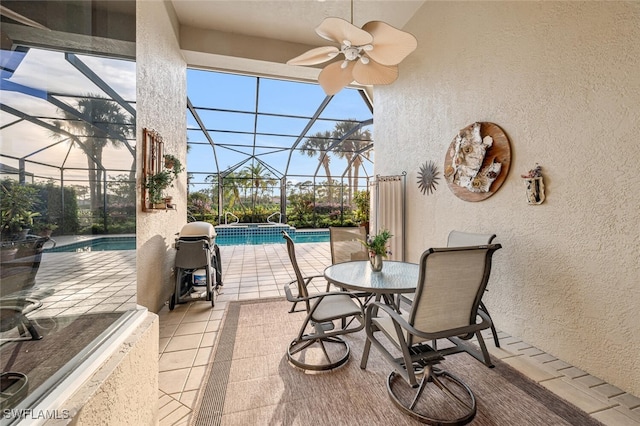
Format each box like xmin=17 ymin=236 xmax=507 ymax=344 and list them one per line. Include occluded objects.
xmin=417 ymin=161 xmax=439 ymax=195
xmin=443 ymin=122 xmax=511 ymax=202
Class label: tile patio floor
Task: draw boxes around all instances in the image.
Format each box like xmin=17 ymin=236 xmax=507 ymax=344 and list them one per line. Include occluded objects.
xmin=24 ymin=239 xmax=640 ymax=425
xmin=156 ymin=242 xmax=640 ymax=426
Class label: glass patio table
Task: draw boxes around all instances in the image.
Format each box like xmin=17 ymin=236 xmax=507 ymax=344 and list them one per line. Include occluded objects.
xmin=323 ymin=260 xmax=419 ymax=310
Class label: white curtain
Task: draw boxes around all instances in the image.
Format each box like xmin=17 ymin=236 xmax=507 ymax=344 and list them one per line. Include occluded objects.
xmin=369 ymin=174 xmax=405 ymax=261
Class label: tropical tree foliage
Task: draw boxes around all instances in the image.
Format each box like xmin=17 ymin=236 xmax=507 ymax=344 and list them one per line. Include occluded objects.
xmin=51 ymin=95 xmax=135 ymax=210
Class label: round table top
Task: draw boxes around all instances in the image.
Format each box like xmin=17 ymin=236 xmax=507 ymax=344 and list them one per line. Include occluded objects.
xmin=323 ymin=260 xmax=419 ymax=294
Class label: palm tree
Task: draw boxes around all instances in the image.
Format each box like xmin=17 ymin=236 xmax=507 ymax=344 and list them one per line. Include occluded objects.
xmin=241 ymin=162 xmax=276 ymax=207
xmin=207 ymin=172 xmax=244 ymax=211
xmin=332 ymin=121 xmax=372 ymax=205
xmin=52 ymin=96 xmax=134 ymax=210
xmin=300 ymin=130 xmax=335 ymax=203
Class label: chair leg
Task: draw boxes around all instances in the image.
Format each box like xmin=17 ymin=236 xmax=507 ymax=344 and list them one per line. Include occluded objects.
xmin=479 ymin=301 xmax=500 ymax=348
xmin=386 ymin=367 xmax=477 ymax=425
xmin=360 ymin=337 xmax=372 ymax=369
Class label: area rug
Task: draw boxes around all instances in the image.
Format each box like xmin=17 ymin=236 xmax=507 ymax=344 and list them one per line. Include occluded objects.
xmin=193 ymin=298 xmax=603 ymax=426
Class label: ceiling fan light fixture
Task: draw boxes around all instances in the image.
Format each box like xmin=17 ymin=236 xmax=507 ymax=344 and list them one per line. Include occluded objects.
xmin=287 ymin=16 xmax=417 ymax=95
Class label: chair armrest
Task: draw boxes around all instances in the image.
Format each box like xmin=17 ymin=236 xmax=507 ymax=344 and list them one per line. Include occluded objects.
xmin=366 ymin=301 xmax=493 ymax=342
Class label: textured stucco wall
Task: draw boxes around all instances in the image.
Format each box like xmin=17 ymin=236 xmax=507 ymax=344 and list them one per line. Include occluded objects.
xmin=136 ymin=0 xmax=187 ymax=313
xmin=49 ymin=313 xmax=159 ymax=425
xmin=374 ymin=1 xmax=640 ymax=395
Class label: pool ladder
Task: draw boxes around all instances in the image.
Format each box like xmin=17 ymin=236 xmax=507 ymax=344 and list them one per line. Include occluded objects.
xmin=224 ymin=212 xmax=239 ymax=225
xmin=267 ymin=212 xmax=282 ymax=224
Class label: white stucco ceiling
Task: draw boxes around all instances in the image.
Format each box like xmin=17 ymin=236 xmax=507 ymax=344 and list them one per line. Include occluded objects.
xmin=170 ymin=0 xmax=425 ymax=47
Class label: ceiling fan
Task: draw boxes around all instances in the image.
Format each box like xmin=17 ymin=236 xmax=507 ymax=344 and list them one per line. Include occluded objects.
xmin=287 ymin=7 xmax=417 ymax=95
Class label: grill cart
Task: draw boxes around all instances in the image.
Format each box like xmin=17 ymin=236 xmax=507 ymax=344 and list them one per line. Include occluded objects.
xmin=170 ymin=222 xmax=223 ymax=310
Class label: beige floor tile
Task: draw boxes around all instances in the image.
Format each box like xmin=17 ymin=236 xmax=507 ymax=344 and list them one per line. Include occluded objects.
xmin=541 ymin=377 xmax=617 ymax=413
xmin=238 ymin=291 xmax=260 ymax=300
xmin=200 ymin=331 xmax=218 ymax=347
xmin=174 ymin=321 xmax=208 ymax=336
xmin=592 ymin=406 xmax=640 ymax=426
xmin=159 ymin=404 xmax=191 ymax=426
xmin=158 ymin=368 xmax=190 ymax=394
xmin=184 ymin=365 xmax=208 ymax=391
xmin=159 ymin=323 xmax=179 ymax=338
xmin=574 ymin=374 xmax=607 ymax=388
xmin=593 ymin=383 xmax=626 ymax=398
xmin=205 ymin=319 xmax=221 ymax=332
xmin=613 ymin=393 xmax=640 ymax=409
xmin=159 ymin=337 xmax=170 ymax=354
xmin=179 ymin=390 xmax=200 ymax=409
xmin=159 ymin=397 xmax=184 ymax=420
xmin=159 ymin=349 xmax=198 ymax=371
xmin=164 ymin=334 xmax=202 ymax=353
xmin=502 ymin=354 xmax=562 ymax=382
xmin=194 ymin=346 xmax=214 ymax=366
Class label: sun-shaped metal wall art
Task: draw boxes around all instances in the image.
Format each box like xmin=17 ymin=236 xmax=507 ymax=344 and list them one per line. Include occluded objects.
xmin=417 ymin=160 xmax=440 ymax=195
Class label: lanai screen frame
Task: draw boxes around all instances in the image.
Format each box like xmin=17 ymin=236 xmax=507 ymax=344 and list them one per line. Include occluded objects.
xmin=185 ymin=69 xmax=375 ymax=226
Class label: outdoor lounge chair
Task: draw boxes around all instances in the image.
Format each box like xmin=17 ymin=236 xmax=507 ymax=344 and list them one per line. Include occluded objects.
xmin=360 ymin=244 xmax=501 ymax=424
xmin=282 ymin=231 xmax=364 ymax=371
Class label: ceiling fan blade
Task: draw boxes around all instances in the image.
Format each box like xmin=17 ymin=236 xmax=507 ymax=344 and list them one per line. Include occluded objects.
xmin=362 ymin=21 xmax=417 ymax=66
xmin=287 ymin=46 xmax=340 ymax=66
xmin=316 ymin=17 xmax=372 ymax=46
xmin=318 ymin=60 xmax=356 ymax=95
xmin=0 ymin=6 xmax=49 ymax=30
xmin=352 ymin=59 xmax=398 ymax=86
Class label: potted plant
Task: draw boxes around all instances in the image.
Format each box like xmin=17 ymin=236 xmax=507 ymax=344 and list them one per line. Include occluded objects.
xmin=164 ymin=154 xmax=184 ymax=176
xmin=360 ymin=229 xmax=393 ymax=272
xmin=145 ymin=170 xmax=174 ymax=208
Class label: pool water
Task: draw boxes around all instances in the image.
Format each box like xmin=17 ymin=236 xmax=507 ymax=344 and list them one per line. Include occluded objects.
xmin=45 ymin=237 xmax=136 ymax=252
xmin=216 ymin=232 xmax=329 ymax=246
xmin=46 ymin=232 xmax=329 ymax=252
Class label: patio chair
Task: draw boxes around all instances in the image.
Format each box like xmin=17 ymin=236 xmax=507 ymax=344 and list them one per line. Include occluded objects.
xmin=360 ymin=244 xmax=502 ymax=424
xmin=282 ymin=231 xmax=364 ymax=371
xmin=328 ymin=226 xmax=370 ymax=296
xmin=329 ymin=226 xmax=369 ymax=264
xmin=0 ymin=236 xmax=51 ymax=342
xmin=401 ymin=230 xmax=501 ymax=349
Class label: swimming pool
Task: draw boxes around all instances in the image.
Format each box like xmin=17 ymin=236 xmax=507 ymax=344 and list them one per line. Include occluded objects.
xmin=45 ymin=231 xmax=329 ymax=252
xmin=215 ymin=231 xmax=329 ymax=246
xmin=45 ymin=237 xmax=136 ymax=252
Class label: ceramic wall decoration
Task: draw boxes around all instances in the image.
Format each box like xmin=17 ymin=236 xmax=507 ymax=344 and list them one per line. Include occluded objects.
xmin=521 ymin=164 xmax=545 ymax=204
xmin=444 ymin=122 xmax=511 ymax=202
xmin=417 ymin=160 xmax=439 ymax=195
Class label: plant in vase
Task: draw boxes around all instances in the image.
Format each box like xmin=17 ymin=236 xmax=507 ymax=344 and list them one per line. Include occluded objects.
xmin=146 ymin=170 xmax=174 ymax=207
xmin=360 ymin=229 xmax=393 ymax=272
xmin=163 ymin=154 xmax=184 ymax=176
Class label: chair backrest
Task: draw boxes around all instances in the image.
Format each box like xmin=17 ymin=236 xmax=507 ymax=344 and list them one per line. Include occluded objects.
xmin=329 ymin=226 xmax=368 ymax=264
xmin=282 ymin=231 xmax=310 ymax=303
xmin=409 ymin=244 xmax=501 ymax=343
xmin=447 ymin=230 xmax=496 ymax=247
xmin=175 ymin=240 xmax=210 ymax=269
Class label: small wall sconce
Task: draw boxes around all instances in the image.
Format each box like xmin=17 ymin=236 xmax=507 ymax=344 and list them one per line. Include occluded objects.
xmin=521 ymin=164 xmax=545 ymax=205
